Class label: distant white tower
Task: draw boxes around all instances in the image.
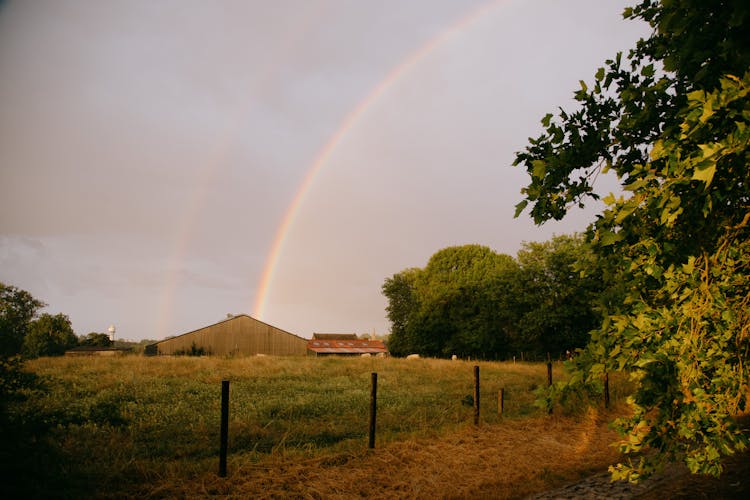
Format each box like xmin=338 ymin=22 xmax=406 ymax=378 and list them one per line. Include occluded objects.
xmin=108 ymin=325 xmax=116 ymax=343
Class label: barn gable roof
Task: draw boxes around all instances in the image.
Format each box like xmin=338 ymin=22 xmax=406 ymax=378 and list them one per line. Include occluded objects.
xmin=152 ymin=314 xmax=303 ymax=344
xmin=144 ymin=314 xmax=307 ymax=356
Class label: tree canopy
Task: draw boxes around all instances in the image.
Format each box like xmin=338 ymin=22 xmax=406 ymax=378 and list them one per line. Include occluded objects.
xmin=383 ymin=238 xmax=601 ymax=360
xmin=511 ymin=234 xmax=604 ymax=356
xmin=383 ymin=244 xmax=518 ymax=358
xmin=79 ymin=332 xmax=113 ymax=347
xmin=0 ymin=282 xmax=46 ymax=357
xmin=513 ymin=0 xmax=750 ymax=480
xmin=22 ymin=313 xmax=78 ymax=358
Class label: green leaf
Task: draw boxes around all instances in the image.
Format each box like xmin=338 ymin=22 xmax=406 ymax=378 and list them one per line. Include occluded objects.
xmin=699 ymin=99 xmax=715 ymax=123
xmin=514 ymin=200 xmax=528 ymax=218
xmin=650 ymin=140 xmax=665 ymax=160
xmin=682 ymin=256 xmax=696 ymax=274
xmin=692 ymin=164 xmax=716 ymax=186
xmin=687 ymin=89 xmax=705 ymax=104
xmin=698 ymin=143 xmax=721 ymax=159
xmin=599 ymin=230 xmax=623 ymax=246
xmin=532 ymin=160 xmax=547 ymax=179
xmin=615 ymin=203 xmax=637 ymax=224
xmin=602 ymin=193 xmax=617 ymax=205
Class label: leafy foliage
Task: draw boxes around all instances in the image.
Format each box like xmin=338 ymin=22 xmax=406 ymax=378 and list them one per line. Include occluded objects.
xmin=513 ymin=0 xmax=750 ymax=480
xmin=510 ymin=235 xmax=605 ymax=356
xmin=384 ymin=245 xmax=517 ymax=358
xmin=383 ymin=239 xmax=602 ymax=359
xmin=22 ymin=313 xmax=78 ymax=358
xmin=382 ymin=267 xmax=421 ymax=356
xmin=79 ymin=332 xmax=113 ymax=347
xmin=0 ymin=284 xmax=61 ymax=494
xmin=0 ymin=282 xmax=46 ymax=357
xmin=0 ymin=355 xmax=41 ymax=414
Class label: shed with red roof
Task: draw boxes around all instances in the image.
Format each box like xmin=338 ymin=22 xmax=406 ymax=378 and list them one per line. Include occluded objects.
xmin=307 ymin=334 xmax=388 ymax=356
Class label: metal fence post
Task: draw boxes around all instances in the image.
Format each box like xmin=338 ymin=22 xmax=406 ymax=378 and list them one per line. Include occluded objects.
xmin=474 ymin=365 xmax=480 ymax=425
xmin=369 ymin=372 xmax=378 ymax=448
xmin=219 ymin=380 xmax=229 ymax=477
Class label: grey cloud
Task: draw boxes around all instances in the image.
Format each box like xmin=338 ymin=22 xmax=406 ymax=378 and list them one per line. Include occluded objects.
xmin=0 ymin=0 xmax=648 ymax=340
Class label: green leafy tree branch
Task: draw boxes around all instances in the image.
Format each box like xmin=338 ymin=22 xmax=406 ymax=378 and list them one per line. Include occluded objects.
xmin=513 ymin=0 xmax=750 ymax=481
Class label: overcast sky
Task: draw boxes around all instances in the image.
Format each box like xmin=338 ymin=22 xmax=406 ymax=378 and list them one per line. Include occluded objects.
xmin=0 ymin=0 xmax=648 ymax=341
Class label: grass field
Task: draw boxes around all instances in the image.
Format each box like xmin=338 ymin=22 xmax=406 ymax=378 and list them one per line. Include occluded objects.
xmin=5 ymin=355 xmax=633 ymax=498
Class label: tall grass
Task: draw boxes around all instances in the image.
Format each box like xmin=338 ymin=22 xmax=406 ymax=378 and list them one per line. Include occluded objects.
xmin=10 ymin=355 xmax=623 ymax=498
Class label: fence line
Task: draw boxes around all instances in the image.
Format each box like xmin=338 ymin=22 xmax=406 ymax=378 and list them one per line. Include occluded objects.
xmin=212 ymin=361 xmax=611 ymax=475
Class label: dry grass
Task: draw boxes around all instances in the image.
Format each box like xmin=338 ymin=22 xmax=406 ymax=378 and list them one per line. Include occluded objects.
xmin=17 ymin=355 xmax=629 ymax=499
xmin=132 ymin=408 xmax=624 ymax=499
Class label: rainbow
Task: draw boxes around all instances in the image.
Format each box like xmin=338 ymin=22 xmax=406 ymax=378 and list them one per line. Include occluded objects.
xmin=252 ymin=0 xmax=505 ymax=320
xmin=155 ymin=4 xmax=326 ymax=338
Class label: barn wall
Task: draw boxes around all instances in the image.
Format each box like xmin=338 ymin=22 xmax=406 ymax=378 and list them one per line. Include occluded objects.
xmin=149 ymin=316 xmax=307 ymax=356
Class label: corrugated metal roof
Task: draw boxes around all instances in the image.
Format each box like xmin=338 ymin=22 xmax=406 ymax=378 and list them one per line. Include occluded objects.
xmin=307 ymin=339 xmax=388 ymax=354
xmin=312 ymin=333 xmax=358 ymax=340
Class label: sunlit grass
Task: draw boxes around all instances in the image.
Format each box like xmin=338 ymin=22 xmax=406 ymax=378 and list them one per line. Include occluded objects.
xmin=17 ymin=355 xmax=627 ymax=498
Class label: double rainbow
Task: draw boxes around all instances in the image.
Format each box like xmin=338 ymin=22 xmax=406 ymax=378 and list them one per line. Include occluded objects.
xmin=252 ymin=0 xmax=504 ymax=321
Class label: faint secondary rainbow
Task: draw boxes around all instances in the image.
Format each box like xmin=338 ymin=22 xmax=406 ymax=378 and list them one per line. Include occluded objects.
xmin=155 ymin=4 xmax=326 ymax=338
xmin=252 ymin=0 xmax=505 ymax=320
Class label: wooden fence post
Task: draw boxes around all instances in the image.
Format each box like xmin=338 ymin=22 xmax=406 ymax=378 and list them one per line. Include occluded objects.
xmin=219 ymin=380 xmax=229 ymax=477
xmin=498 ymin=388 xmax=504 ymax=417
xmin=474 ymin=365 xmax=480 ymax=425
xmin=546 ymin=360 xmax=553 ymax=415
xmin=546 ymin=361 xmax=553 ymax=387
xmin=369 ymin=372 xmax=377 ymax=449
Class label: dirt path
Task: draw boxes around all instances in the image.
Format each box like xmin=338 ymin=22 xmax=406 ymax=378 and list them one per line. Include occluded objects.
xmin=527 ymin=450 xmax=750 ymax=500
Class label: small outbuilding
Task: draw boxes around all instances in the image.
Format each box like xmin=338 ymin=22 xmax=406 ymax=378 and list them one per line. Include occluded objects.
xmin=144 ymin=314 xmax=307 ymax=356
xmin=312 ymin=333 xmax=358 ymax=340
xmin=65 ymin=346 xmax=130 ymax=357
xmin=307 ymin=333 xmax=389 ymax=357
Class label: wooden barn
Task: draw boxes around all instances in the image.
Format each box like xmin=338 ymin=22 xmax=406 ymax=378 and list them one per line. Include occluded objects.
xmin=144 ymin=315 xmax=307 ymax=356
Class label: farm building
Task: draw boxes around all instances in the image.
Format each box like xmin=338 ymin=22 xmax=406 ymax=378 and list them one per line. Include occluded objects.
xmin=311 ymin=333 xmax=358 ymax=340
xmin=144 ymin=315 xmax=307 ymax=356
xmin=65 ymin=346 xmax=130 ymax=357
xmin=307 ymin=333 xmax=389 ymax=357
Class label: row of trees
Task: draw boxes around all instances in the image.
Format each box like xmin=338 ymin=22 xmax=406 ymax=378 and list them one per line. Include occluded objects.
xmin=382 ymin=235 xmax=603 ymax=359
xmin=512 ymin=0 xmax=749 ymax=481
xmin=0 ymin=282 xmax=112 ymax=359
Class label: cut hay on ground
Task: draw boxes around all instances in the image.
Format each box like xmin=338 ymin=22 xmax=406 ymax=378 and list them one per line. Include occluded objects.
xmin=134 ymin=408 xmax=621 ymax=499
